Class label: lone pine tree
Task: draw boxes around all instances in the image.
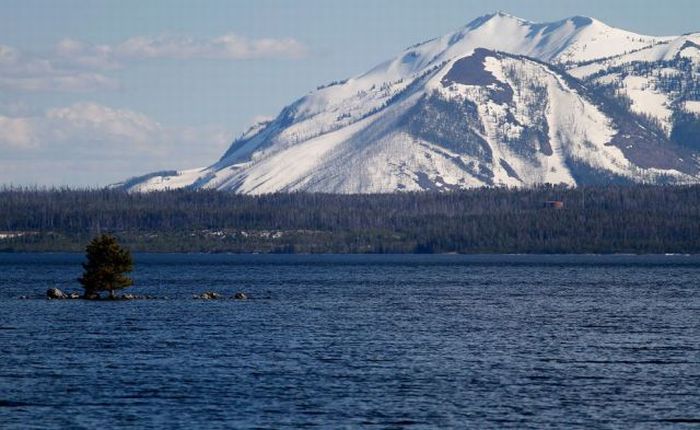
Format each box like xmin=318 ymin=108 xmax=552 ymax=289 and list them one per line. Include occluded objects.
xmin=79 ymin=234 xmax=133 ymax=299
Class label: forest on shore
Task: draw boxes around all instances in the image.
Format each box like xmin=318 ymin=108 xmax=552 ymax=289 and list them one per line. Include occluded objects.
xmin=1 ymin=185 xmax=699 ymax=254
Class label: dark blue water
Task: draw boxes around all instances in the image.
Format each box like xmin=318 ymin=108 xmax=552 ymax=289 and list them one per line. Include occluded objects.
xmin=0 ymin=254 xmax=698 ymax=429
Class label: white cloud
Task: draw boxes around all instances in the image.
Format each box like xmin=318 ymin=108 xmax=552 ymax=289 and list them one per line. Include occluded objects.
xmin=0 ymin=115 xmax=36 ymax=149
xmin=0 ymin=102 xmax=234 ymax=186
xmin=55 ymin=38 xmax=120 ymax=70
xmin=58 ymin=33 xmax=309 ymax=62
xmin=46 ymin=103 xmax=161 ymax=148
xmin=0 ymin=43 xmax=118 ymax=92
xmin=0 ymin=32 xmax=308 ymax=93
xmin=0 ymin=73 xmax=119 ymax=92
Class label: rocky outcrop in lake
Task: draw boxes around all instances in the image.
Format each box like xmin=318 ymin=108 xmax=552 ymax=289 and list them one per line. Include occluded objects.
xmin=46 ymin=288 xmax=67 ymax=299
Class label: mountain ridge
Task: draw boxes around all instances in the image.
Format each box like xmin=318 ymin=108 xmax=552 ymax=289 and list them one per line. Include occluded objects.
xmin=118 ymin=13 xmax=700 ymax=194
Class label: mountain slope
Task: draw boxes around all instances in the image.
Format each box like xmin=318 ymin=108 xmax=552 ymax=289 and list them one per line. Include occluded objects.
xmin=119 ymin=13 xmax=700 ymax=193
xmin=568 ymin=33 xmax=700 ymax=141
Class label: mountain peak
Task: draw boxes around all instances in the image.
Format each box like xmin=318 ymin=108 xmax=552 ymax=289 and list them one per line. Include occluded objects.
xmin=465 ymin=11 xmax=531 ymax=30
xmin=566 ymin=15 xmax=596 ymax=27
xmin=472 ymin=12 xmax=598 ymax=27
xmin=469 ymin=12 xmax=601 ymax=32
xmin=492 ymin=11 xmax=527 ymax=20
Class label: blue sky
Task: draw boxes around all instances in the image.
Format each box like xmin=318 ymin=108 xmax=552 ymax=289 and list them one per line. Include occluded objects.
xmin=1 ymin=0 xmax=698 ymax=186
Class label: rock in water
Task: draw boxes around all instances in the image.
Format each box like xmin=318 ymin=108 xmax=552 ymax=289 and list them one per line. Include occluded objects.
xmin=197 ymin=292 xmax=221 ymax=300
xmin=46 ymin=288 xmax=67 ymax=300
xmin=68 ymin=292 xmax=81 ymax=299
xmin=233 ymin=292 xmax=248 ymax=300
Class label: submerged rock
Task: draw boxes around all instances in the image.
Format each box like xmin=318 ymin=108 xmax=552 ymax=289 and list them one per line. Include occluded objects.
xmin=46 ymin=288 xmax=67 ymax=300
xmin=233 ymin=292 xmax=248 ymax=300
xmin=83 ymin=291 xmax=100 ymax=300
xmin=115 ymin=294 xmax=162 ymax=300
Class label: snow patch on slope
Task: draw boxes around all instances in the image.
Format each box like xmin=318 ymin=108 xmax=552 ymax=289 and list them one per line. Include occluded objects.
xmin=622 ymin=75 xmax=674 ymax=133
xmin=129 ymin=167 xmax=207 ymax=192
xmin=683 ymin=101 xmax=700 ymax=114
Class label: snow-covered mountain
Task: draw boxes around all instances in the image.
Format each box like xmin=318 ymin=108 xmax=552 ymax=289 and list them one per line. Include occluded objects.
xmin=119 ymin=13 xmax=700 ymax=193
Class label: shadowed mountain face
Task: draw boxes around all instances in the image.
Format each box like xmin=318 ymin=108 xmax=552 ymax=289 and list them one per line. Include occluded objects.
xmin=119 ymin=13 xmax=700 ymax=194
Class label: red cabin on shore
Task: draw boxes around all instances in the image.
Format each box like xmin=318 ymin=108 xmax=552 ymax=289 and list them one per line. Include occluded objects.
xmin=544 ymin=200 xmax=564 ymax=209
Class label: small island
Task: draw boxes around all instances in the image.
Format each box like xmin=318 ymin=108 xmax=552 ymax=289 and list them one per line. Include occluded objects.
xmin=44 ymin=234 xmax=249 ymax=301
xmin=46 ymin=234 xmax=134 ymax=300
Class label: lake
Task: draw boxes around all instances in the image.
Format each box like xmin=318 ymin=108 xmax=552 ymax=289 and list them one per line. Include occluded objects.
xmin=1 ymin=253 xmax=698 ymax=428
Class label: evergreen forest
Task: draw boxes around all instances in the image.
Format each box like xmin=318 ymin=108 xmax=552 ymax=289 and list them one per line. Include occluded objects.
xmin=1 ymin=185 xmax=699 ymax=254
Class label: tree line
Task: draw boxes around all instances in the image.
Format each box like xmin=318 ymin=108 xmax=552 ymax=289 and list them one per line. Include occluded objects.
xmin=1 ymin=185 xmax=700 ymax=254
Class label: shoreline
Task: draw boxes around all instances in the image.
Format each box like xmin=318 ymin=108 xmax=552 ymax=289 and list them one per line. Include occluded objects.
xmin=0 ymin=250 xmax=697 ymax=256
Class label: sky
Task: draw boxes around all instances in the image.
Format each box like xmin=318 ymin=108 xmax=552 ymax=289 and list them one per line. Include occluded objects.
xmin=1 ymin=0 xmax=698 ymax=187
